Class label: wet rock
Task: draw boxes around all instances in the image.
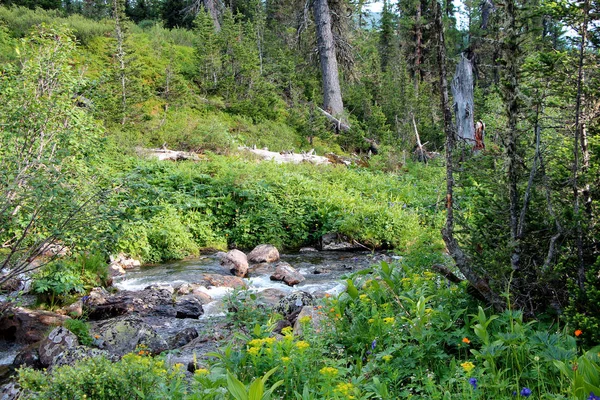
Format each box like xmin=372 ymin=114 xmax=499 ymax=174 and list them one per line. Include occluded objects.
xmin=313 ymin=267 xmax=331 ymax=275
xmin=64 ymin=300 xmax=83 ymax=318
xmin=247 ymin=244 xmax=280 ymax=264
xmin=84 ymin=286 xmax=176 ymax=320
xmin=199 ymin=274 xmax=246 ymax=289
xmin=109 ymin=253 xmax=142 ymax=270
xmin=91 ymin=316 xmax=168 ymax=357
xmin=273 ymin=319 xmax=292 ymax=335
xmin=220 ymin=250 xmax=248 ymax=277
xmin=191 ymin=289 xmax=212 ymax=304
xmin=299 ymin=247 xmax=318 ymax=253
xmin=270 ymin=262 xmax=305 ymax=286
xmin=52 ymin=346 xmax=117 ymax=368
xmin=0 ymin=307 xmax=69 ymax=344
xmin=38 ymin=326 xmax=79 ymax=367
xmin=0 ymin=381 xmax=20 ymax=400
xmin=168 ymin=328 xmax=199 ymax=349
xmin=274 ymin=291 xmax=315 ymax=323
xmin=0 ymin=365 xmax=14 ymax=387
xmin=175 ymin=295 xmax=203 ymax=319
xmin=108 ymin=263 xmax=126 ymax=277
xmin=293 ymin=306 xmax=326 ymax=336
xmin=320 ymin=233 xmax=362 ymax=251
xmin=13 ymin=343 xmax=42 ymax=369
xmin=248 ymin=262 xmax=275 ymax=275
xmin=255 ymin=288 xmax=286 ymax=308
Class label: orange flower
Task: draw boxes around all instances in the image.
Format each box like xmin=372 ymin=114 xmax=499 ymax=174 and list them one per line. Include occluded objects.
xmin=462 ymin=337 xmax=471 ymax=344
xmin=575 ymin=329 xmax=583 ymax=337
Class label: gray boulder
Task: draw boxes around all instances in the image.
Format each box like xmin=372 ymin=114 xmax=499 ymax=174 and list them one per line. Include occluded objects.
xmin=220 ymin=249 xmax=248 ymax=277
xmin=91 ymin=316 xmax=168 ymax=357
xmin=175 ymin=295 xmax=203 ymax=319
xmin=320 ymin=233 xmax=362 ymax=251
xmin=52 ymin=346 xmax=117 ymax=369
xmin=38 ymin=326 xmax=79 ymax=367
xmin=274 ymin=291 xmax=315 ymax=322
xmin=168 ymin=327 xmax=199 ymax=349
xmin=248 ymin=244 xmax=280 ymax=263
xmin=270 ymin=262 xmax=305 ymax=286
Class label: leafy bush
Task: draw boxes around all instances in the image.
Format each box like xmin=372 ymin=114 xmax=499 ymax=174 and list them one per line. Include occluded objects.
xmin=31 ymin=253 xmax=109 ymax=307
xmin=146 ymin=204 xmax=199 ymax=263
xmin=18 ymin=354 xmax=186 ymax=399
xmin=63 ymin=319 xmax=94 ymax=346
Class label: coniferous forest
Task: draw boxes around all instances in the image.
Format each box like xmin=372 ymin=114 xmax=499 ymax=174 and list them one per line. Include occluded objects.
xmin=0 ymin=0 xmax=600 ymax=398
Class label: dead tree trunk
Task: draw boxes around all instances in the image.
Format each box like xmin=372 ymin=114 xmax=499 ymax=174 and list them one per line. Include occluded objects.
xmin=573 ymin=0 xmax=590 ymax=292
xmin=451 ymin=54 xmax=476 ymax=144
xmin=501 ymin=0 xmax=521 ymax=273
xmin=204 ymin=0 xmax=221 ymax=31
xmin=434 ymin=0 xmax=504 ymax=311
xmin=314 ymin=0 xmax=344 ymax=117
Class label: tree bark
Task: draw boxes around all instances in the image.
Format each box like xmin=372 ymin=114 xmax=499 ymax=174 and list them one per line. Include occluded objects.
xmin=313 ymin=0 xmax=344 ymax=117
xmin=501 ymin=0 xmax=521 ymax=272
xmin=573 ymin=0 xmax=589 ymax=292
xmin=451 ymin=54 xmax=476 ymax=143
xmin=434 ymin=0 xmax=504 ymax=311
xmin=203 ymin=0 xmax=220 ymax=31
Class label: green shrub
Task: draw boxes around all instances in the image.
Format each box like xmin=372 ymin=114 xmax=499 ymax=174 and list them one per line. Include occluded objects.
xmin=147 ymin=204 xmax=199 ymax=262
xmin=18 ymin=353 xmax=186 ymax=399
xmin=63 ymin=319 xmax=93 ymax=346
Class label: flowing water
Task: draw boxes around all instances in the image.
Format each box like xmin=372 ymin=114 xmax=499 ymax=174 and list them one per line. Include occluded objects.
xmin=0 ymin=251 xmax=394 ymax=368
xmin=114 ymin=251 xmax=392 ymax=317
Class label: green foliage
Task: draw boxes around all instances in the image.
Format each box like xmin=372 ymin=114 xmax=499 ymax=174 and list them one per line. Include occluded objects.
xmin=111 ymin=156 xmax=444 ymax=256
xmin=0 ymin=23 xmax=110 ymax=284
xmin=146 ymin=204 xmax=199 ymax=263
xmin=0 ymin=6 xmax=113 ymax=44
xmin=18 ymin=353 xmax=186 ymax=399
xmin=31 ymin=253 xmax=108 ymax=307
xmin=63 ymin=319 xmax=94 ymax=346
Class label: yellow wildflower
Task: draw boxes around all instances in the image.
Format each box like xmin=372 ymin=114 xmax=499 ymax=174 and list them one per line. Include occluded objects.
xmin=281 ymin=326 xmax=293 ymax=336
xmin=382 ymin=355 xmax=393 ymax=362
xmin=368 ymin=318 xmax=375 ymax=323
xmin=263 ymin=337 xmax=277 ymax=346
xmin=248 ymin=339 xmax=263 ymax=347
xmin=383 ymin=317 xmax=395 ymax=324
xmin=295 ymin=341 xmax=310 ymax=350
xmin=335 ymin=382 xmax=355 ymax=398
xmin=281 ymin=356 xmax=291 ymax=363
xmin=461 ymin=362 xmax=475 ymax=372
xmin=299 ymin=315 xmax=312 ymax=324
xmin=194 ymin=368 xmax=209 ymax=376
xmin=359 ymin=294 xmax=368 ymax=300
xmin=247 ymin=347 xmax=260 ymax=356
xmin=319 ymin=366 xmax=339 ymax=377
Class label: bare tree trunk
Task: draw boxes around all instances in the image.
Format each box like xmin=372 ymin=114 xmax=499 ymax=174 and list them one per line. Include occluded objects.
xmin=434 ymin=0 xmax=504 ymax=311
xmin=501 ymin=0 xmax=521 ymax=272
xmin=113 ymin=0 xmax=127 ymax=126
xmin=451 ymin=54 xmax=475 ymax=143
xmin=573 ymin=0 xmax=589 ymax=292
xmin=204 ymin=0 xmax=221 ymax=31
xmin=414 ymin=0 xmax=422 ymax=91
xmin=313 ymin=0 xmax=344 ymax=117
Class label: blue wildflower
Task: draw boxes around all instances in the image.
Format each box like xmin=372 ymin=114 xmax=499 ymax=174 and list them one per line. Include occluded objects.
xmin=371 ymin=339 xmax=377 ymax=350
xmin=468 ymin=377 xmax=477 ymax=389
xmin=520 ymin=387 xmax=532 ymax=397
xmin=588 ymin=392 xmax=600 ymax=400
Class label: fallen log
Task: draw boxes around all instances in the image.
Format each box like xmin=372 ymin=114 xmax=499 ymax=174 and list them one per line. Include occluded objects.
xmin=317 ymin=107 xmax=350 ymax=132
xmin=239 ymin=147 xmax=332 ymax=165
xmin=137 ymin=147 xmax=201 ymax=161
